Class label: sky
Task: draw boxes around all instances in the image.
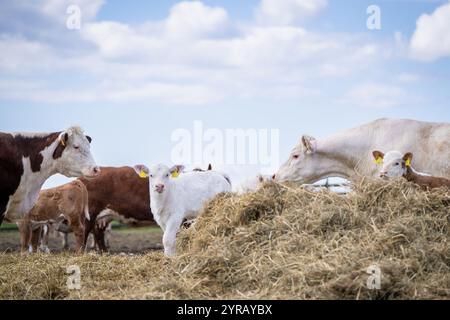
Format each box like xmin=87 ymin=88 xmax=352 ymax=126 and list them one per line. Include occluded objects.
xmin=1 ymin=0 xmax=449 ymax=188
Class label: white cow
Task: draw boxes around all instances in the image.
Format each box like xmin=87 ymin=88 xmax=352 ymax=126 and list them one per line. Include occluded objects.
xmin=276 ymin=118 xmax=450 ymax=183
xmin=134 ymin=164 xmax=231 ymax=256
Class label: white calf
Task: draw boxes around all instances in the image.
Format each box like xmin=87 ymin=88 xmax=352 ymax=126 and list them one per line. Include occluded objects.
xmin=235 ymin=174 xmax=274 ymax=194
xmin=134 ymin=164 xmax=231 ymax=256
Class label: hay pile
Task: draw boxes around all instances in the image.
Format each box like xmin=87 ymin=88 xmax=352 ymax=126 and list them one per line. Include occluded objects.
xmin=0 ymin=179 xmax=448 ymax=299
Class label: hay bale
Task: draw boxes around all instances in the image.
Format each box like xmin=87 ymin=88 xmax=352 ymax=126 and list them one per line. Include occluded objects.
xmin=0 ymin=179 xmax=448 ymax=299
xmin=168 ymin=179 xmax=449 ymax=299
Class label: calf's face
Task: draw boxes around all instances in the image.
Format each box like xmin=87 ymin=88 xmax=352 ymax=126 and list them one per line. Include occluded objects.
xmin=56 ymin=127 xmax=100 ymax=178
xmin=134 ymin=164 xmax=184 ymax=194
xmin=372 ymin=150 xmax=413 ymax=179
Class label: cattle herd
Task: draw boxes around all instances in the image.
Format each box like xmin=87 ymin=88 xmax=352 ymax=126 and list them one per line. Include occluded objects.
xmin=0 ymin=118 xmax=449 ymax=256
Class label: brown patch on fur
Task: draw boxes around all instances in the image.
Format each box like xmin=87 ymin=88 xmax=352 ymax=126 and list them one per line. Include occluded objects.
xmin=20 ymin=180 xmax=89 ymax=252
xmin=0 ymin=131 xmax=62 ymax=222
xmin=404 ymin=167 xmax=450 ymax=190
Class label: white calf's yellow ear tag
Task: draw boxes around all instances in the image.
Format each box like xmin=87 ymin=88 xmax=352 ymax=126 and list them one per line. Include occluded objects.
xmin=139 ymin=170 xmax=148 ymax=178
xmin=405 ymin=159 xmax=411 ymax=167
xmin=374 ymin=157 xmax=383 ymax=165
xmin=171 ymin=170 xmax=179 ymax=178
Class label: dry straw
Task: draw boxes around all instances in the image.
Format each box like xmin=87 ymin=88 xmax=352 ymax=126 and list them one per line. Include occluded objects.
xmin=1 ymin=179 xmax=448 ymax=299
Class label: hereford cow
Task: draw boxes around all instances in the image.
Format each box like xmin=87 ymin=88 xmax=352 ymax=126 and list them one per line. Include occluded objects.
xmin=18 ymin=180 xmax=89 ymax=252
xmin=78 ymin=166 xmax=154 ymax=252
xmin=0 ymin=126 xmax=99 ymax=225
xmin=275 ymin=118 xmax=450 ymax=183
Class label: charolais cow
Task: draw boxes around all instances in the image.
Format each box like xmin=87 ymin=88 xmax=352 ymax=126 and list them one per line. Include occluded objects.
xmin=18 ymin=180 xmax=89 ymax=252
xmin=275 ymin=118 xmax=450 ymax=184
xmin=0 ymin=126 xmax=99 ymax=225
xmin=78 ymin=166 xmax=155 ymax=252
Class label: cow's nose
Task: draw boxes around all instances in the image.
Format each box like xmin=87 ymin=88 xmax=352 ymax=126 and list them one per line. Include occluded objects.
xmin=379 ymin=172 xmax=386 ymax=178
xmin=272 ymin=174 xmax=276 ymax=180
xmin=155 ymin=184 xmax=165 ymax=193
xmin=92 ymin=166 xmax=101 ymax=176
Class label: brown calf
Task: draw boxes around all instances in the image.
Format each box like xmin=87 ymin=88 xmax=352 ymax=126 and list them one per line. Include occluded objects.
xmin=18 ymin=180 xmax=89 ymax=252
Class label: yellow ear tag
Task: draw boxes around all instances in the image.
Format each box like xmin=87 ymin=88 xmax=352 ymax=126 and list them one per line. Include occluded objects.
xmin=171 ymin=170 xmax=179 ymax=178
xmin=139 ymin=170 xmax=148 ymax=178
xmin=374 ymin=157 xmax=383 ymax=165
xmin=405 ymin=159 xmax=411 ymax=167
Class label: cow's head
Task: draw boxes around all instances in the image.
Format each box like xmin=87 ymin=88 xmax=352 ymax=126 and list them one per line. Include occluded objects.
xmin=134 ymin=164 xmax=184 ymax=195
xmin=372 ymin=150 xmax=412 ymax=179
xmin=54 ymin=126 xmax=100 ymax=178
xmin=275 ymin=135 xmax=321 ymax=183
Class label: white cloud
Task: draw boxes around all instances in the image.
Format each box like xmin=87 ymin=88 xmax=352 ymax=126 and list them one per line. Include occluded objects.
xmin=342 ymin=83 xmax=406 ymax=109
xmin=0 ymin=0 xmax=397 ymax=107
xmin=396 ymin=73 xmax=420 ymax=84
xmin=410 ymin=1 xmax=450 ymax=61
xmin=165 ymin=1 xmax=229 ymax=39
xmin=255 ymin=0 xmax=328 ymax=25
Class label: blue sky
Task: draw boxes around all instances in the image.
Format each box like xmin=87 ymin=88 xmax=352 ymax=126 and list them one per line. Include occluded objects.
xmin=1 ymin=0 xmax=449 ymax=187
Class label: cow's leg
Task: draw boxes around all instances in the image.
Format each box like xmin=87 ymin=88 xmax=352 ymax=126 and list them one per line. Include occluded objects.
xmin=60 ymin=232 xmax=69 ymax=250
xmin=17 ymin=220 xmax=31 ymax=253
xmin=38 ymin=225 xmax=50 ymax=253
xmin=162 ymin=216 xmax=183 ymax=257
xmin=87 ymin=233 xmax=96 ymax=250
xmin=0 ymin=212 xmax=4 ymax=226
xmin=70 ymin=220 xmax=86 ymax=253
xmin=93 ymin=225 xmax=108 ymax=253
xmin=30 ymin=225 xmax=42 ymax=253
xmin=83 ymin=218 xmax=95 ymax=251
xmin=104 ymin=223 xmax=112 ymax=249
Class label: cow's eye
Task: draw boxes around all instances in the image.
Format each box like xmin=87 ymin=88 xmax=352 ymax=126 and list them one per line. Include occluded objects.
xmin=292 ymin=154 xmax=299 ymax=159
xmin=74 ymin=146 xmax=80 ymax=150
xmin=149 ymin=174 xmax=153 ymax=178
xmin=395 ymin=162 xmax=399 ymax=166
xmin=166 ymin=174 xmax=169 ymax=178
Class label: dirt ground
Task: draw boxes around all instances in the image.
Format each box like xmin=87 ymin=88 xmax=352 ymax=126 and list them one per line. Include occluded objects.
xmin=0 ymin=225 xmax=163 ymax=254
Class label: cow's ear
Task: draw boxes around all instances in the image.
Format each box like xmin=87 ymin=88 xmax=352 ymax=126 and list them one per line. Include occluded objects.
xmin=301 ymin=135 xmax=317 ymax=153
xmin=86 ymin=135 xmax=92 ymax=143
xmin=372 ymin=150 xmax=384 ymax=164
xmin=134 ymin=164 xmax=149 ymax=178
xmin=170 ymin=165 xmax=185 ymax=178
xmin=53 ymin=133 xmax=68 ymax=159
xmin=403 ymin=152 xmax=413 ymax=167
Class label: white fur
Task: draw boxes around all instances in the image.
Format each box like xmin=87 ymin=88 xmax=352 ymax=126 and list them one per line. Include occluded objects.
xmin=276 ymin=118 xmax=450 ymax=183
xmin=134 ymin=164 xmax=231 ymax=257
xmin=4 ymin=126 xmax=98 ymax=222
xmin=235 ymin=174 xmax=272 ymax=194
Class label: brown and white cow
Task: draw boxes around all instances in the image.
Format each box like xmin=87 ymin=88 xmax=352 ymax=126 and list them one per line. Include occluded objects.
xmin=0 ymin=126 xmax=99 ymax=225
xmin=18 ymin=180 xmax=90 ymax=252
xmin=79 ymin=166 xmax=155 ymax=252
